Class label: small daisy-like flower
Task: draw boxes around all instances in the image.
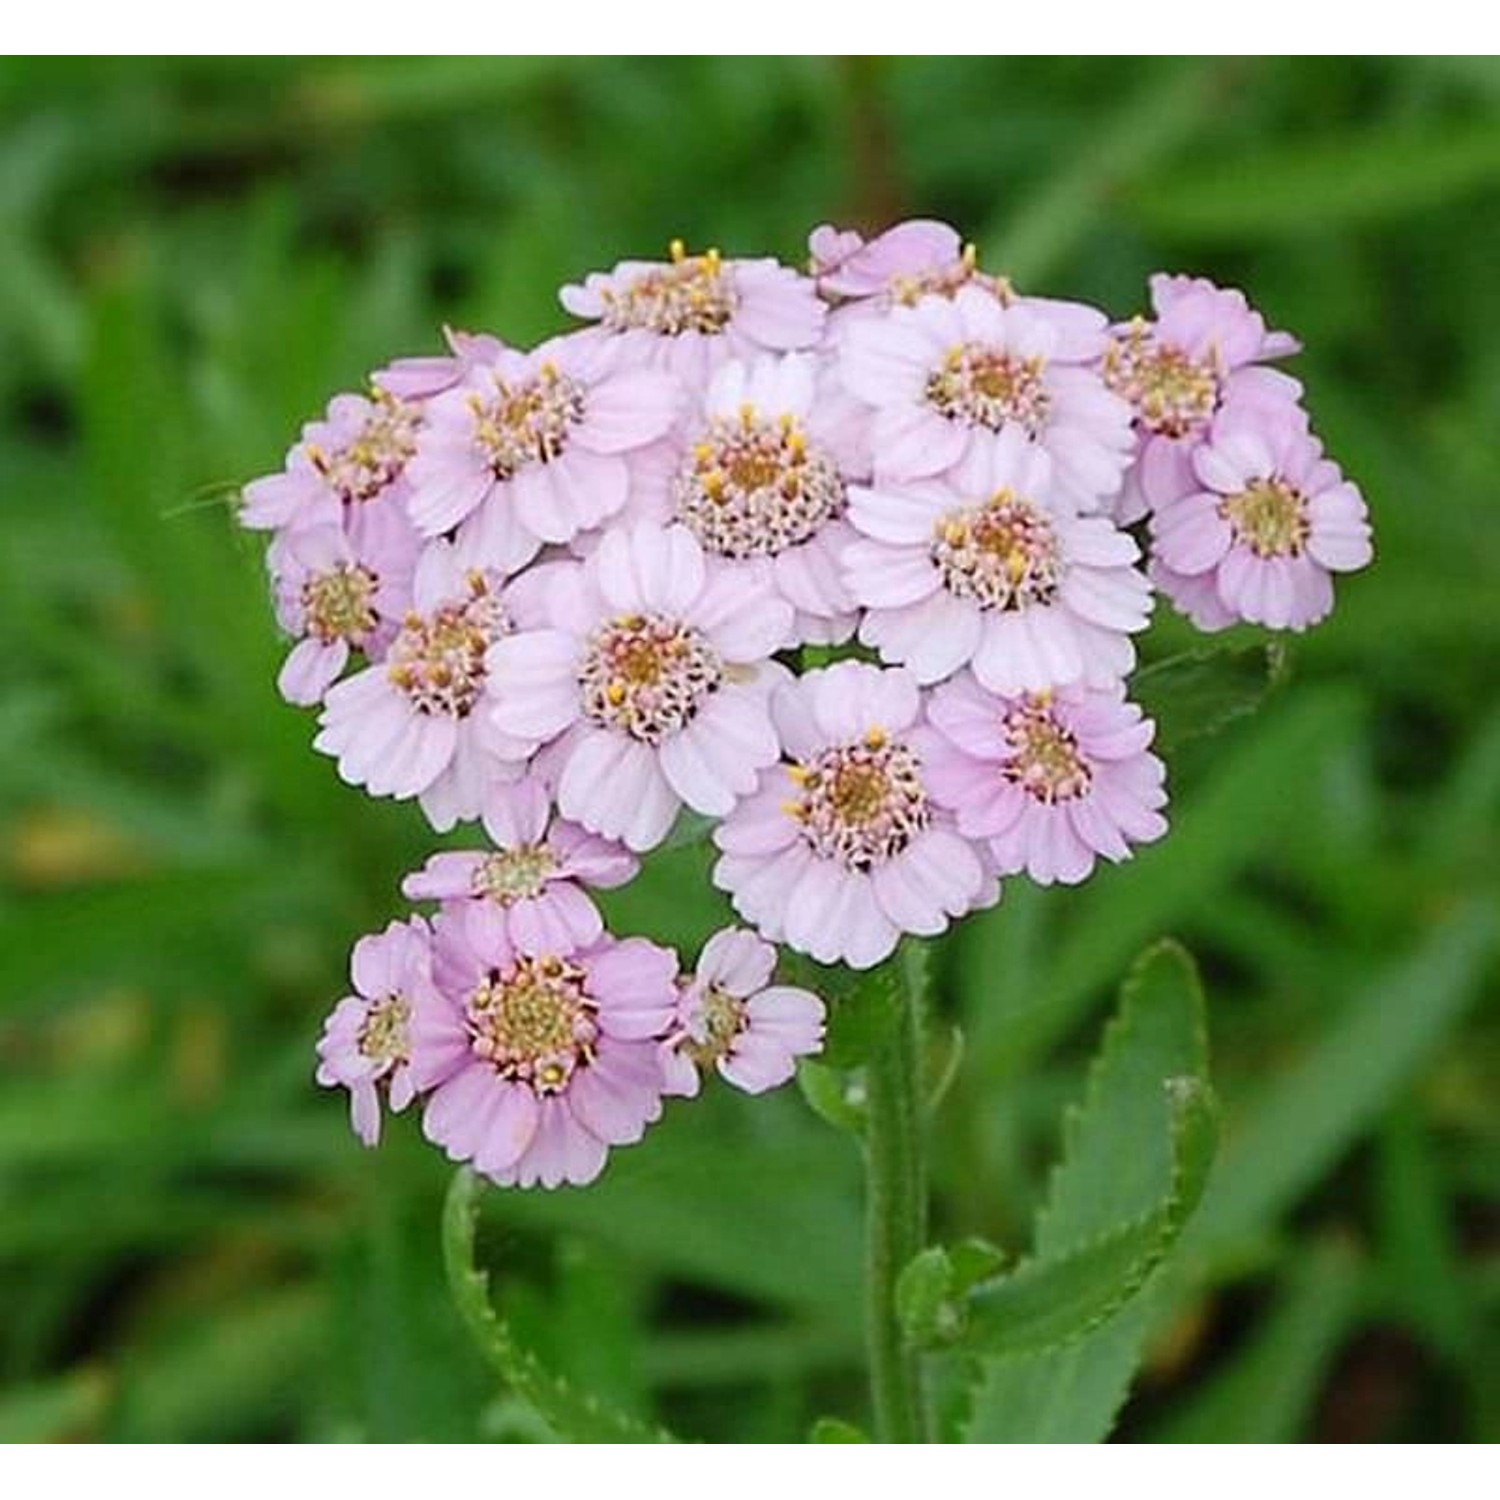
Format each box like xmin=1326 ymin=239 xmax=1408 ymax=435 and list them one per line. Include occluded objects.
xmin=840 ymin=284 xmax=1134 ymax=511
xmin=844 ymin=428 xmax=1151 ymax=693
xmin=313 ymin=541 xmax=538 ymax=831
xmin=713 ymin=663 xmax=992 ymax=971
xmin=923 ymin=674 xmax=1167 ymax=887
xmin=810 ymin=219 xmax=1011 ymax=316
xmin=405 ymin=335 xmax=679 ymax=573
xmin=268 ymin=504 xmax=420 ymax=707
xmin=1150 ymin=406 xmax=1373 ymax=632
xmin=660 ymin=927 xmax=824 ymax=1097
xmin=487 ymin=525 xmax=791 ymax=853
xmin=373 ymin=327 xmax=506 ymax=402
xmin=1103 ymin=274 xmax=1304 ymax=523
xmin=401 ymin=777 xmax=638 ymax=954
xmin=637 ymin=354 xmax=862 ymax=643
xmin=241 ymin=388 xmax=423 ymax=535
xmin=316 ymin=917 xmax=438 ymax=1146
xmin=408 ymin=917 xmax=678 ymax=1189
xmin=560 ymin=240 xmax=826 ymax=384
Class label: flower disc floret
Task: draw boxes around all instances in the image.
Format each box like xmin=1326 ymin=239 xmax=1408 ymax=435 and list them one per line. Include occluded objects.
xmin=599 ymin=241 xmax=736 ymax=336
xmin=466 ymin=954 xmax=598 ymax=1095
xmin=578 ymin=612 xmax=725 ymax=746
xmin=674 ymin=409 xmax=845 ymax=559
xmin=1001 ymin=697 xmax=1093 ymax=803
xmin=789 ymin=732 xmax=930 ymax=871
xmin=309 ymin=393 xmax=422 ymax=503
xmin=468 ymin=363 xmax=586 ymax=479
xmin=925 ymin=344 xmax=1050 ymax=435
xmin=303 ymin=562 xmax=380 ymax=644
xmin=1220 ymin=476 xmax=1310 ymax=558
xmin=1101 ymin=320 xmax=1220 ymax=440
xmin=386 ymin=573 xmax=509 ymax=719
xmin=931 ymin=489 xmax=1062 ymax=611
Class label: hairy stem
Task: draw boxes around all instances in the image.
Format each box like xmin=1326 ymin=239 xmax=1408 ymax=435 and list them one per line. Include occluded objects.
xmin=863 ymin=943 xmax=929 ymax=1443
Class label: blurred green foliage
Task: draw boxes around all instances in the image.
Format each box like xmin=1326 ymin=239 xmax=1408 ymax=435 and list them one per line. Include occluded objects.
xmin=0 ymin=56 xmax=1497 ymax=1443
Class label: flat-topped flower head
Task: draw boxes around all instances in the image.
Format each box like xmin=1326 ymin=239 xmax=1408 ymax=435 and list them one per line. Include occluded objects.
xmin=661 ymin=927 xmax=824 ymax=1097
xmin=840 ymin=285 xmax=1134 ymax=511
xmin=241 ymin=389 xmax=423 ymax=535
xmin=844 ymin=428 xmax=1151 ymax=693
xmin=313 ymin=541 xmax=539 ymax=831
xmin=268 ymin=503 xmax=420 ymax=707
xmin=1149 ymin=405 xmax=1373 ymax=632
xmin=1103 ymin=273 xmax=1305 ymax=523
xmin=644 ymin=355 xmax=862 ymax=643
xmin=810 ymin=219 xmax=1012 ymax=318
xmin=713 ymin=663 xmax=993 ymax=970
xmin=405 ymin=335 xmax=678 ymax=574
xmin=560 ymin=240 xmax=826 ymax=383
xmin=488 ymin=525 xmax=791 ymax=853
xmin=402 ymin=777 xmax=638 ymax=954
xmin=923 ymin=674 xmax=1167 ymax=887
xmin=316 ymin=917 xmax=439 ymax=1146
xmin=407 ymin=918 xmax=678 ymax=1189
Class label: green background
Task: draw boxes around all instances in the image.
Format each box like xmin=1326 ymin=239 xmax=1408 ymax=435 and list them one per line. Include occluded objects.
xmin=1 ymin=56 xmax=1496 ymax=1443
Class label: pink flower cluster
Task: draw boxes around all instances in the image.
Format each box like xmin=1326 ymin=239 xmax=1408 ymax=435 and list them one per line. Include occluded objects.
xmin=244 ymin=222 xmax=1372 ymax=1187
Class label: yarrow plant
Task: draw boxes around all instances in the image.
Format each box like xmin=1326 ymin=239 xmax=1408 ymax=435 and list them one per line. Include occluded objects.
xmin=242 ymin=216 xmax=1372 ymax=1441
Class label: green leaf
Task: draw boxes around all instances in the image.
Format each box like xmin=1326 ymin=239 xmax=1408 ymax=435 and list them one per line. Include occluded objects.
xmin=810 ymin=1416 xmax=870 ymax=1442
xmin=0 ymin=1367 xmax=110 ymax=1442
xmin=1133 ymin=643 xmax=1289 ymax=755
xmin=797 ymin=1058 xmax=867 ymax=1136
xmin=960 ymin=940 xmax=1215 ymax=1441
xmin=1129 ymin=120 xmax=1500 ymax=240
xmin=1151 ymin=1241 xmax=1363 ymax=1442
xmin=958 ymin=1076 xmax=1217 ymax=1356
xmin=442 ymin=1169 xmax=674 ymax=1444
xmin=1189 ymin=901 xmax=1498 ymax=1254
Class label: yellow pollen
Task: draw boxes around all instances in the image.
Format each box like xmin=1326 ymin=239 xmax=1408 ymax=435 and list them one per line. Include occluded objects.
xmin=669 ymin=238 xmax=686 ymax=263
xmin=786 ymin=763 xmax=812 ymax=785
xmin=864 ymin=727 xmax=888 ymax=750
xmin=606 ymin=681 xmax=627 ymax=706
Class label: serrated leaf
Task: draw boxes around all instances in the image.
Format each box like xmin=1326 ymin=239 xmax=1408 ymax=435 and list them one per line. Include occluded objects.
xmin=1133 ymin=643 xmax=1288 ymax=755
xmin=958 ymin=1077 xmax=1217 ymax=1356
xmin=960 ymin=940 xmax=1215 ymax=1441
xmin=442 ymin=1169 xmax=674 ymax=1444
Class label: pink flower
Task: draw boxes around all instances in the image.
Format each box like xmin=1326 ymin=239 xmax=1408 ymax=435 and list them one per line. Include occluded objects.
xmin=1103 ymin=274 xmax=1304 ymax=523
xmin=407 ymin=917 xmax=678 ymax=1189
xmin=268 ymin=503 xmax=420 ymax=707
xmin=313 ymin=541 xmax=539 ymax=831
xmin=241 ymin=389 xmax=422 ymax=535
xmin=404 ymin=334 xmax=679 ymax=573
xmin=924 ymin=674 xmax=1168 ymax=886
xmin=316 ymin=917 xmax=437 ymax=1146
xmin=633 ymin=354 xmax=863 ymax=644
xmin=844 ymin=427 xmax=1151 ymax=693
xmin=660 ymin=927 xmax=824 ymax=1097
xmin=373 ymin=327 xmax=506 ymax=402
xmin=559 ymin=241 xmax=826 ymax=384
xmin=839 ymin=284 xmax=1134 ymax=510
xmin=713 ymin=663 xmax=993 ymax=970
xmin=487 ymin=525 xmax=791 ymax=853
xmin=810 ymin=219 xmax=1011 ymax=317
xmin=1149 ymin=406 xmax=1373 ymax=632
xmin=401 ymin=777 xmax=638 ymax=954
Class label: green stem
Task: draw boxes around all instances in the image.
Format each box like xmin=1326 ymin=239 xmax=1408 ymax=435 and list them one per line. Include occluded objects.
xmin=863 ymin=943 xmax=929 ymax=1443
